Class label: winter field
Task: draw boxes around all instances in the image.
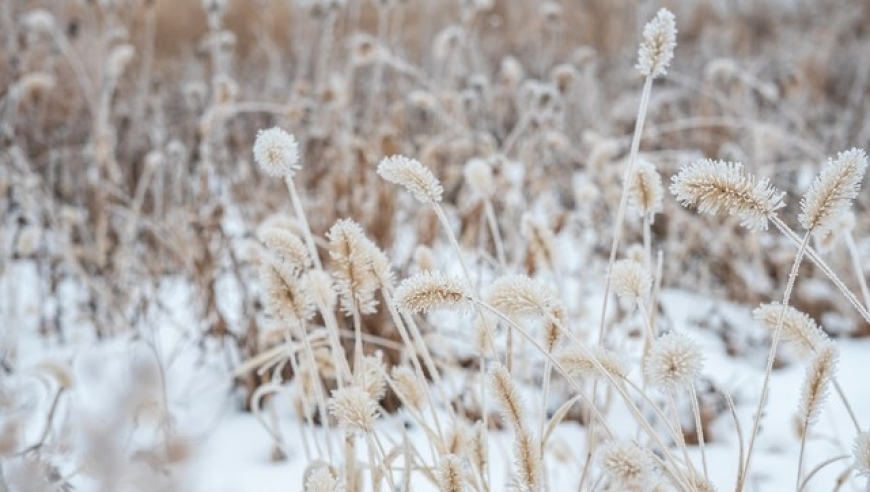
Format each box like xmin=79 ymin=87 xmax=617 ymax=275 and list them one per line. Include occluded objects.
xmin=2 ymin=1 xmax=870 ymax=491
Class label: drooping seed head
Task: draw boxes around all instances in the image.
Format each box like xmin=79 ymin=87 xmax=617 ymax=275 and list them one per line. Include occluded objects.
xmin=394 ymin=272 xmax=473 ymax=313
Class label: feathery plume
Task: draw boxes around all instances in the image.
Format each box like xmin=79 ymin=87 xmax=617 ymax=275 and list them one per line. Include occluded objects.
xmin=628 ymin=160 xmax=664 ymax=218
xmin=377 ymin=155 xmax=443 ymax=204
xmin=636 ymin=8 xmax=677 ymax=79
xmin=514 ymin=429 xmax=543 ymax=492
xmin=489 ymin=364 xmax=525 ymax=427
xmin=752 ymin=303 xmax=828 ymax=359
xmin=487 ymin=274 xmax=562 ymax=321
xmin=598 ymin=441 xmax=656 ymax=490
xmin=670 ymin=159 xmax=785 ymax=231
xmin=556 ymin=346 xmax=627 ymax=380
xmin=644 ymin=331 xmax=704 ymax=392
xmin=436 ymin=455 xmax=466 ymax=492
xmin=327 ymin=219 xmax=380 ymax=315
xmin=394 ymin=272 xmax=473 ymax=313
xmin=253 ymin=127 xmax=301 ymax=178
xmin=799 ymin=148 xmax=867 ymax=234
xmin=798 ymin=342 xmax=837 ymax=427
xmin=610 ymin=259 xmax=652 ymax=301
xmin=853 ymin=431 xmax=870 ymax=477
xmin=329 ymin=385 xmax=379 ymax=434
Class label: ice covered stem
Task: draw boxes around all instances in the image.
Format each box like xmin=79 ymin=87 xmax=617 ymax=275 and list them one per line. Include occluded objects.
xmin=598 ymin=8 xmax=677 ymax=344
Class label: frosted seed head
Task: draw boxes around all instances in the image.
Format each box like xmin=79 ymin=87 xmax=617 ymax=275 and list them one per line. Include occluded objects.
xmin=644 ymin=331 xmax=704 ymax=392
xmin=853 ymin=431 xmax=870 ymax=477
xmin=464 ymin=158 xmax=495 ymax=198
xmin=598 ymin=441 xmax=656 ymax=489
xmin=799 ymin=148 xmax=867 ymax=234
xmin=610 ymin=259 xmax=652 ymax=301
xmin=670 ymin=158 xmax=785 ymax=231
xmin=253 ymin=127 xmax=301 ymax=178
xmin=329 ymin=385 xmax=378 ymax=434
xmin=637 ymin=8 xmax=677 ymax=78
xmin=377 ymin=155 xmax=443 ymax=204
xmin=628 ymin=160 xmax=664 ymax=218
xmin=394 ymin=272 xmax=472 ymax=313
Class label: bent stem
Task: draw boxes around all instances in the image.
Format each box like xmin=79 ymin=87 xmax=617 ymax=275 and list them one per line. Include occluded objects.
xmin=285 ymin=177 xmax=323 ymax=271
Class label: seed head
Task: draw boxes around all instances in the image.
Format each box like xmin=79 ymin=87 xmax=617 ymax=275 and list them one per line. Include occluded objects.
xmin=799 ymin=148 xmax=867 ymax=235
xmin=670 ymin=159 xmax=785 ymax=231
xmin=644 ymin=331 xmax=703 ymax=392
xmin=753 ymin=303 xmax=828 ymax=359
xmin=598 ymin=441 xmax=656 ymax=490
xmin=637 ymin=8 xmax=677 ymax=78
xmin=798 ymin=342 xmax=837 ymax=427
xmin=853 ymin=431 xmax=870 ymax=477
xmin=377 ymin=155 xmax=443 ymax=204
xmin=394 ymin=272 xmax=473 ymax=313
xmin=628 ymin=160 xmax=664 ymax=218
xmin=329 ymin=385 xmax=379 ymax=434
xmin=253 ymin=127 xmax=301 ymax=178
xmin=610 ymin=259 xmax=652 ymax=301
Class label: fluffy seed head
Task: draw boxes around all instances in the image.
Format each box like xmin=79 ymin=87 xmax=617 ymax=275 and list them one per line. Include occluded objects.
xmin=853 ymin=431 xmax=870 ymax=477
xmin=487 ymin=274 xmax=562 ymax=322
xmin=489 ymin=363 xmax=525 ymax=428
xmin=436 ymin=455 xmax=466 ymax=492
xmin=670 ymin=159 xmax=785 ymax=231
xmin=514 ymin=430 xmax=543 ymax=492
xmin=390 ymin=366 xmax=426 ymax=410
xmin=753 ymin=303 xmax=828 ymax=359
xmin=304 ymin=465 xmax=341 ymax=492
xmin=260 ymin=260 xmax=314 ymax=326
xmin=598 ymin=441 xmax=656 ymax=490
xmin=354 ymin=354 xmax=387 ymax=402
xmin=610 ymin=259 xmax=652 ymax=301
xmin=464 ymin=158 xmax=495 ymax=198
xmin=259 ymin=226 xmax=312 ymax=275
xmin=637 ymin=8 xmax=677 ymax=78
xmin=798 ymin=342 xmax=837 ymax=427
xmin=327 ymin=219 xmax=380 ymax=315
xmin=329 ymin=385 xmax=379 ymax=433
xmin=556 ymin=346 xmax=627 ymax=380
xmin=394 ymin=272 xmax=473 ymax=313
xmin=644 ymin=331 xmax=704 ymax=392
xmin=377 ymin=155 xmax=443 ymax=204
xmin=799 ymin=148 xmax=867 ymax=234
xmin=628 ymin=160 xmax=664 ymax=217
xmin=253 ymin=127 xmax=301 ymax=178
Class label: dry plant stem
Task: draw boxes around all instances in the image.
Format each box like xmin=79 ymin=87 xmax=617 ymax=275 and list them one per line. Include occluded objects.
xmin=689 ymin=386 xmax=709 ymax=478
xmin=315 ymin=11 xmax=338 ymax=90
xmin=538 ymin=359 xmax=553 ymax=451
xmin=740 ymin=232 xmax=810 ymax=492
xmin=381 ymin=289 xmax=451 ymax=437
xmin=772 ymin=218 xmax=870 ymax=324
xmin=476 ymin=301 xmax=696 ymax=491
xmin=284 ymin=177 xmax=323 ymax=270
xmin=832 ymin=380 xmax=861 ymax=432
xmin=294 ymin=321 xmax=335 ymax=461
xmin=483 ymin=199 xmax=507 ymax=270
xmin=312 ymin=292 xmax=352 ymax=386
xmin=49 ymin=28 xmax=96 ymax=111
xmin=798 ymin=454 xmax=851 ymax=492
xmin=251 ymin=382 xmax=307 ymax=461
xmin=344 ymin=432 xmax=358 ymax=492
xmin=643 ymin=215 xmax=652 ymax=271
xmin=597 ymin=74 xmax=654 ymax=344
xmin=367 ymin=432 xmax=400 ymax=492
xmin=797 ymin=419 xmax=811 ymax=492
xmin=351 ymin=304 xmax=364 ymax=374
xmin=844 ymin=231 xmax=870 ymax=309
xmin=667 ymin=393 xmax=697 ymax=477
